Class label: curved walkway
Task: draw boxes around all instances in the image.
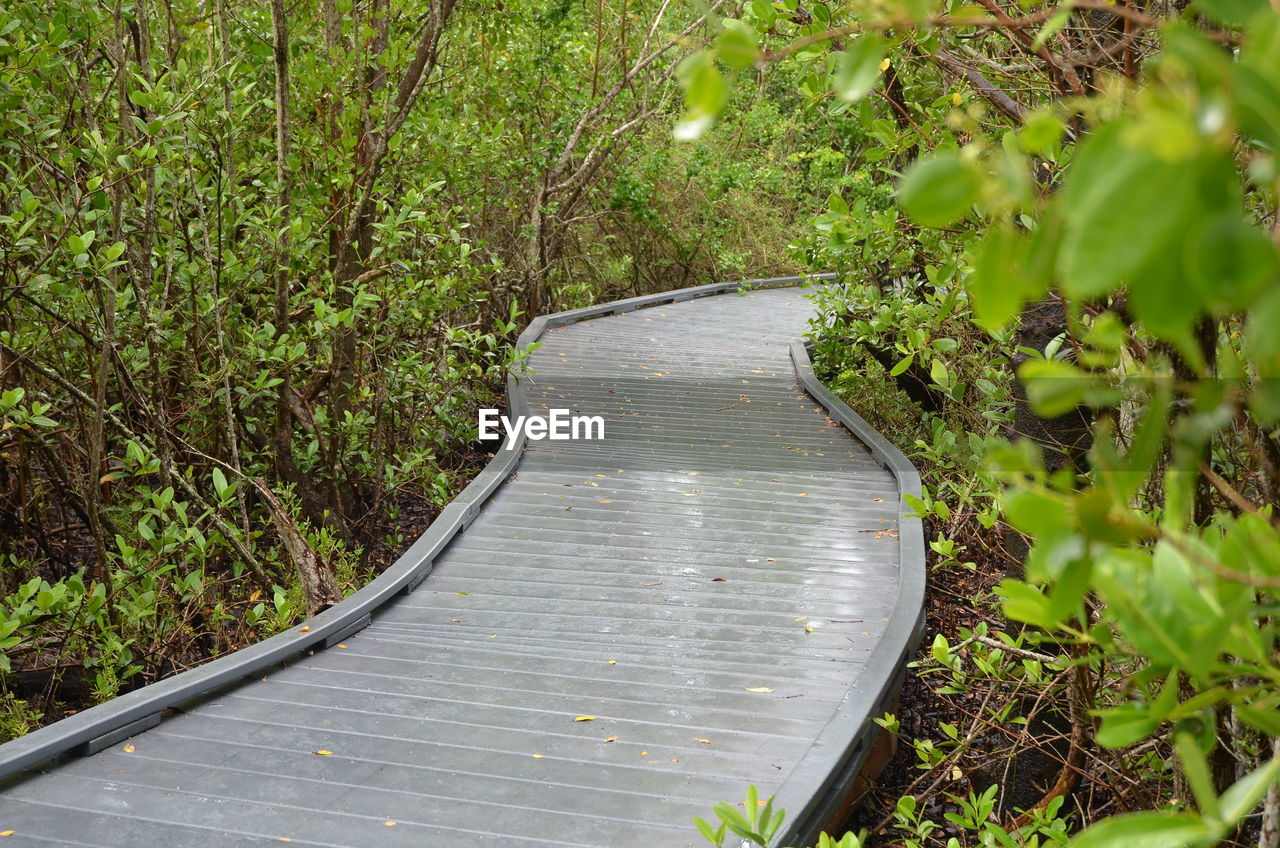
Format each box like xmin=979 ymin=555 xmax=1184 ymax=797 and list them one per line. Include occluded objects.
xmin=0 ymin=280 xmax=923 ymax=847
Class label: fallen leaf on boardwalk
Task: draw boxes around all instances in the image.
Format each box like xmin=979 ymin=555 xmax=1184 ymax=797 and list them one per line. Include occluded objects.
xmin=385 ymin=821 xmax=397 ymax=827
xmin=695 ymin=738 xmax=711 ymax=745
xmin=532 ymin=754 xmax=544 ymax=759
xmin=488 ymin=634 xmax=497 ymax=638
xmin=744 ymin=687 xmax=775 ymax=693
xmin=573 ymin=716 xmax=596 ymax=722
xmin=299 ymin=626 xmax=310 ymax=632
xmin=314 ymin=750 xmax=333 ymax=756
xmin=804 ymin=626 xmax=815 ymax=633
xmin=711 ymin=577 xmax=726 ymax=582
xmin=746 ymin=558 xmax=759 ymax=562
xmin=603 ymin=736 xmax=618 ymax=743
xmin=451 ymin=618 xmax=462 ymax=623
xmin=766 ymin=558 xmax=776 ymax=562
xmin=336 ymin=644 xmax=348 ymax=649
xmin=277 ymin=839 xmax=293 ymax=843
xmin=640 ymin=751 xmax=649 ymax=757
xmin=596 ymin=499 xmax=612 ymax=503
xmin=456 ymin=591 xmax=470 ymax=596
xmin=794 ymin=617 xmax=808 ymax=621
xmin=0 ymin=831 xmax=13 ymax=837
xmin=797 ymin=492 xmax=808 ymax=497
xmin=873 ymin=497 xmax=884 ymax=502
xmin=595 ymin=474 xmax=607 ymax=478
xmin=122 ymin=744 xmax=135 ymax=753
xmin=608 ymin=659 xmax=618 ymax=664
xmin=682 ymin=492 xmax=698 ymax=496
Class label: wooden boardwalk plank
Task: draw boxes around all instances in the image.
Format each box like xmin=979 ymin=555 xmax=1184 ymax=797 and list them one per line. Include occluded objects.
xmin=0 ymin=282 xmax=923 ymax=847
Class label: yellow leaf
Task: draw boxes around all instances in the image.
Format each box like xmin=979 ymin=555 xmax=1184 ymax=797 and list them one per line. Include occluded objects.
xmin=797 ymin=492 xmax=808 ymax=497
xmin=298 ymin=626 xmax=310 ymax=632
xmin=640 ymin=751 xmax=649 ymax=757
xmin=573 ymin=716 xmax=596 ymax=722
xmin=608 ymin=659 xmax=617 ymax=664
xmin=532 ymin=754 xmax=544 ymax=759
xmin=277 ymin=839 xmax=293 ymax=843
xmin=603 ymin=736 xmax=618 ymax=743
xmin=695 ymin=738 xmax=711 ymax=745
xmin=314 ymin=750 xmax=333 ymax=756
xmin=873 ymin=497 xmax=884 ymax=502
xmin=249 ymin=590 xmax=262 ymax=602
xmin=0 ymin=831 xmax=13 ymax=837
xmin=596 ymin=499 xmax=613 ymax=503
xmin=456 ymin=591 xmax=470 ymax=596
xmin=880 ymin=57 xmax=892 ymax=71
xmin=744 ymin=687 xmax=775 ymax=693
xmin=122 ymin=743 xmax=135 ymax=753
xmin=804 ymin=626 xmax=815 ymax=633
xmin=384 ymin=821 xmax=397 ymax=827
xmin=336 ymin=644 xmax=348 ymax=649
xmin=794 ymin=617 xmax=808 ymax=622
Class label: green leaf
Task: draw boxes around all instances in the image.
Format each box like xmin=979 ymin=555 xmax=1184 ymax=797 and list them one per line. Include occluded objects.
xmin=998 ymin=579 xmax=1059 ymax=629
xmin=831 ymin=35 xmax=887 ymax=102
xmin=1030 ymin=7 xmax=1072 ymax=50
xmin=1095 ymin=703 xmax=1159 ymax=748
xmin=1055 ymin=122 xmax=1200 ymax=299
xmin=970 ymin=224 xmax=1030 ymax=330
xmin=889 ymin=353 xmax=914 ymax=377
xmin=675 ymin=51 xmax=727 ymax=140
xmin=1185 ymin=214 xmax=1278 ymax=315
xmin=1018 ymin=359 xmax=1088 ymax=418
xmin=212 ymin=467 xmax=229 ymax=499
xmin=928 ymin=357 xmax=949 ymax=387
xmin=898 ymin=152 xmax=981 ymax=228
xmin=1070 ymin=812 xmax=1211 ymax=848
xmin=1234 ymin=63 xmax=1280 ymax=150
xmin=1194 ymin=0 xmax=1266 ymax=27
xmin=1019 ymin=111 xmax=1065 ymax=154
xmin=1218 ymin=755 xmax=1280 ymax=826
xmin=1175 ymin=732 xmax=1221 ymax=821
xmin=715 ymin=21 xmax=760 ymax=70
xmin=1127 ymin=251 xmax=1199 ymax=343
xmin=694 ymin=816 xmax=725 ymax=846
xmin=1237 ymin=696 xmax=1280 ymax=736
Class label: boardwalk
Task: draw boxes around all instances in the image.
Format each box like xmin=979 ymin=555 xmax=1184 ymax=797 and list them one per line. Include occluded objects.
xmin=0 ymin=282 xmax=922 ymax=847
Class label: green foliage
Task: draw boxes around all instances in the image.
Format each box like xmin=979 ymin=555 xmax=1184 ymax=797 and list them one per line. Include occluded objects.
xmin=681 ymin=0 xmax=1280 ymax=843
xmin=695 ymin=786 xmax=864 ymax=848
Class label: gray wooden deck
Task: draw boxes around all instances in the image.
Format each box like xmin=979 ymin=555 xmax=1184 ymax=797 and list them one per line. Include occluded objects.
xmin=0 ymin=283 xmax=922 ymax=847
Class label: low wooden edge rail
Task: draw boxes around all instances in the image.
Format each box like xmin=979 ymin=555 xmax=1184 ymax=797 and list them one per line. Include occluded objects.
xmin=0 ymin=273 xmax=836 ymax=782
xmin=765 ymin=342 xmax=927 ymax=848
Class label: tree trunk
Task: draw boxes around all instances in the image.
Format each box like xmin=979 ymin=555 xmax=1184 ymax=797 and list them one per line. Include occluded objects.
xmin=256 ymin=481 xmax=342 ymax=617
